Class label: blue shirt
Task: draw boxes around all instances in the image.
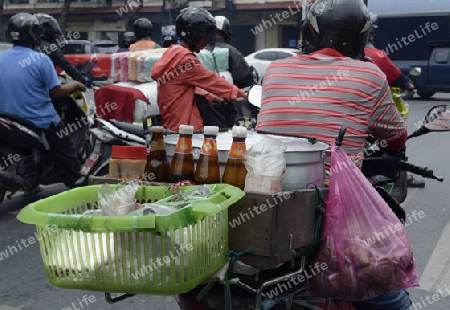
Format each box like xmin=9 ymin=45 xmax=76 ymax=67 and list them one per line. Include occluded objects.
xmin=0 ymin=46 xmax=61 ymax=129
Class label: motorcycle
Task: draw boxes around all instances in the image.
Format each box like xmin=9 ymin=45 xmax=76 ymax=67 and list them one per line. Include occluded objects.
xmin=172 ymin=105 xmax=448 ymax=310
xmin=93 ymin=106 xmax=449 ymax=310
xmin=0 ymin=87 xmax=91 ymax=204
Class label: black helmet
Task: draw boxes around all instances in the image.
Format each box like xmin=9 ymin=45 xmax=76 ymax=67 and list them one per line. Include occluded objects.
xmin=120 ymin=31 xmax=136 ymax=48
xmin=305 ymin=0 xmax=371 ymax=58
xmin=8 ymin=13 xmax=42 ymax=46
xmin=33 ymin=13 xmax=62 ymax=41
xmin=176 ymin=7 xmax=216 ymax=52
xmin=215 ymin=16 xmax=231 ymax=39
xmin=133 ymin=18 xmax=153 ymax=40
xmin=161 ymin=25 xmax=178 ymax=48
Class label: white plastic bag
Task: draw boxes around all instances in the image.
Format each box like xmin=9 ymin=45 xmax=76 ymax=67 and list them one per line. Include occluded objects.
xmin=98 ymin=183 xmax=138 ymax=216
xmin=244 ymin=136 xmax=286 ymax=194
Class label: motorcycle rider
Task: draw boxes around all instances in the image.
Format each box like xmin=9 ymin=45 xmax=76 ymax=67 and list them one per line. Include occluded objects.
xmin=118 ymin=31 xmax=136 ymax=52
xmin=214 ymin=15 xmax=256 ymax=127
xmin=0 ymin=13 xmax=86 ymax=193
xmin=33 ymin=13 xmax=89 ymax=85
xmin=129 ymin=18 xmax=161 ymax=51
xmin=150 ymin=7 xmax=248 ymax=131
xmin=364 ymin=12 xmax=425 ymax=188
xmin=255 ymin=0 xmax=412 ymax=309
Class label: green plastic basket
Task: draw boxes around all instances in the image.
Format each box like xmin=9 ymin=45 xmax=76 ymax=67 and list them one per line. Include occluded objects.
xmin=17 ymin=184 xmax=244 ymax=295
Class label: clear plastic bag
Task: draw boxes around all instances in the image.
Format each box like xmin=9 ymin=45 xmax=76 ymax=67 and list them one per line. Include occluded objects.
xmin=305 ymin=144 xmax=419 ymax=301
xmin=244 ymin=136 xmax=286 ymax=194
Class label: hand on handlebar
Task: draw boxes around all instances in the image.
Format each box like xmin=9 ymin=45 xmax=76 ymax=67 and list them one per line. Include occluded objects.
xmin=72 ymin=81 xmax=86 ymax=92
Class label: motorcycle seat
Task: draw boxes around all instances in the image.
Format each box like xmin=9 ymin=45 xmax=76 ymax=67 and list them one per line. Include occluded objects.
xmin=0 ymin=111 xmax=40 ymax=131
xmin=0 ymin=112 xmax=47 ymax=152
xmin=109 ymin=120 xmax=146 ymax=138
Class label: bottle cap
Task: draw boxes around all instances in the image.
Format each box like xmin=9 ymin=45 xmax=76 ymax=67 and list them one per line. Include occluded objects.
xmin=111 ymin=145 xmax=147 ymax=159
xmin=152 ymin=126 xmax=164 ymax=132
xmin=232 ymin=126 xmax=247 ymax=138
xmin=179 ymin=124 xmax=194 ymax=135
xmin=204 ymin=126 xmax=219 ymax=136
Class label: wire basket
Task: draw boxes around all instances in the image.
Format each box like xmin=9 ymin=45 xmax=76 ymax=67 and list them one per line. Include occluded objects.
xmin=17 ymin=184 xmax=244 ymax=295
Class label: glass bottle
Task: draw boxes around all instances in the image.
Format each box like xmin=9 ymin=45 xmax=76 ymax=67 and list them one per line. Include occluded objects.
xmin=194 ymin=126 xmax=220 ymax=184
xmin=169 ymin=125 xmax=195 ymax=183
xmin=222 ymin=126 xmax=247 ymax=189
xmin=144 ymin=126 xmax=170 ymax=182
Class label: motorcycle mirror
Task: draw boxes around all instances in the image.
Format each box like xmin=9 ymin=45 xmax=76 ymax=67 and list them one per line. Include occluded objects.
xmin=248 ymin=84 xmax=262 ymax=108
xmin=409 ymin=67 xmax=422 ymax=77
xmin=80 ymin=61 xmax=95 ymax=75
xmin=407 ymin=105 xmax=450 ymax=139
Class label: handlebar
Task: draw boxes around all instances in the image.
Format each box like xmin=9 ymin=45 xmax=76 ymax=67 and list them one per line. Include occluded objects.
xmin=397 ymin=161 xmax=444 ymax=182
xmin=362 ymin=156 xmax=444 ymax=183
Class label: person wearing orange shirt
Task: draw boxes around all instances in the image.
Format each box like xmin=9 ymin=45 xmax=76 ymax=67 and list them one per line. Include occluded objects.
xmin=129 ymin=18 xmax=161 ymax=51
xmin=150 ymin=7 xmax=248 ymax=130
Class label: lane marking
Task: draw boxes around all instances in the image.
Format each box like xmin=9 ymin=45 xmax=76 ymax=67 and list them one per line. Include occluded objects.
xmin=419 ymin=221 xmax=450 ymax=292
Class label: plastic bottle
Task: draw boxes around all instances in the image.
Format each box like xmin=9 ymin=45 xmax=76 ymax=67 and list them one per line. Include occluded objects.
xmin=144 ymin=126 xmax=170 ymax=182
xmin=222 ymin=126 xmax=248 ymax=189
xmin=194 ymin=126 xmax=220 ymax=184
xmin=169 ymin=125 xmax=195 ymax=183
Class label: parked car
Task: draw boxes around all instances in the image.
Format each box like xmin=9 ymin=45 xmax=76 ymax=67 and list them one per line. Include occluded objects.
xmin=245 ymin=48 xmax=301 ymax=83
xmin=0 ymin=42 xmax=13 ymax=53
xmin=59 ymin=40 xmax=118 ymax=81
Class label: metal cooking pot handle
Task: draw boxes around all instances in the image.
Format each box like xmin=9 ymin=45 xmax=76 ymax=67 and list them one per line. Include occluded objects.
xmin=322 ymin=150 xmax=331 ymax=159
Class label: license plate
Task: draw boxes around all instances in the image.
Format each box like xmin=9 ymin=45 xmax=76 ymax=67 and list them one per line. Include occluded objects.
xmin=80 ymin=151 xmax=102 ymax=176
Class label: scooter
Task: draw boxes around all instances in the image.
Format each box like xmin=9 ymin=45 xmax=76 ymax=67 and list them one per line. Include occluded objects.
xmin=0 ymin=89 xmax=91 ymax=204
xmin=173 ymin=105 xmax=448 ymax=310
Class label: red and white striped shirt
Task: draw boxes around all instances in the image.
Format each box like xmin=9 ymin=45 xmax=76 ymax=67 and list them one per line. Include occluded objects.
xmin=255 ymin=48 xmax=406 ymax=169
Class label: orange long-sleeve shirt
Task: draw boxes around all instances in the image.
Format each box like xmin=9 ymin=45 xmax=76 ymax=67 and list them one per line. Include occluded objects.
xmin=150 ymin=44 xmax=244 ymax=130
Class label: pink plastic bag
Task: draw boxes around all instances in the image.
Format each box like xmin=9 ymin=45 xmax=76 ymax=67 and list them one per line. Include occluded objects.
xmin=305 ymin=144 xmax=418 ymax=301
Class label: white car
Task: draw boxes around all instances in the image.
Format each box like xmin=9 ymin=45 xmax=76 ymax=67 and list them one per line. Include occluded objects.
xmin=245 ymin=48 xmax=301 ymax=83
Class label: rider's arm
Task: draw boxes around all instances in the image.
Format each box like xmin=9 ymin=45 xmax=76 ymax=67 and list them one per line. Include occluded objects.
xmin=39 ymin=55 xmax=86 ymax=97
xmin=228 ymin=46 xmax=255 ymax=89
xmin=51 ymin=81 xmax=85 ymax=97
xmin=47 ymin=44 xmax=85 ymax=83
xmin=182 ymin=54 xmax=246 ymax=101
xmin=368 ymin=81 xmax=407 ymax=151
xmin=391 ymin=73 xmax=414 ymax=90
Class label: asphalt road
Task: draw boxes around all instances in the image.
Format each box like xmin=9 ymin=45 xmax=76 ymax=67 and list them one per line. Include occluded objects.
xmin=1 ymin=94 xmax=450 ymax=310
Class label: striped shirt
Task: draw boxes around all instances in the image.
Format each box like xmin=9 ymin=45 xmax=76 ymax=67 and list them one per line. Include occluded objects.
xmin=255 ymin=48 xmax=406 ymax=169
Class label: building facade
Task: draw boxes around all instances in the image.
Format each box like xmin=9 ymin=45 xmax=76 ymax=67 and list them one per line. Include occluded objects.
xmin=3 ymin=0 xmax=303 ymax=56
